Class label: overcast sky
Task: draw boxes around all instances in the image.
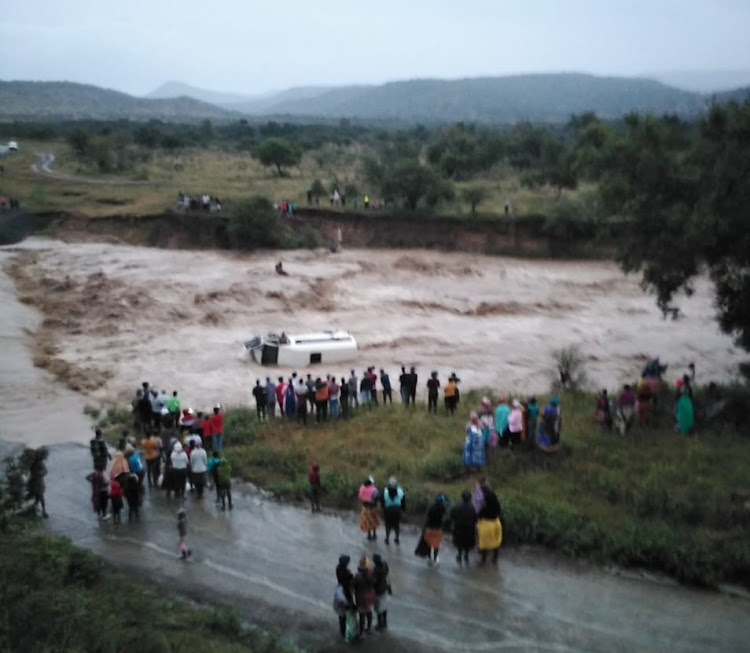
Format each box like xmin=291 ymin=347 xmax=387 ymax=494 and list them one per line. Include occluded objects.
xmin=1 ymin=0 xmax=749 ymax=96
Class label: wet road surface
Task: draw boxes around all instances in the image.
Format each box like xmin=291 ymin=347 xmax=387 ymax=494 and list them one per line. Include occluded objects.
xmin=41 ymin=442 xmax=750 ymax=653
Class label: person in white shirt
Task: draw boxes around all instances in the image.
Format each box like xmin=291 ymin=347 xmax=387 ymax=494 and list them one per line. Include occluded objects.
xmin=189 ymin=440 xmax=208 ymax=499
xmin=170 ymin=442 xmax=189 ymax=499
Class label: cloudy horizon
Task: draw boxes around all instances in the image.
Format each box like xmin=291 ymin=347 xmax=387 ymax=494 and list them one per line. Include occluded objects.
xmin=2 ymin=0 xmax=749 ymax=96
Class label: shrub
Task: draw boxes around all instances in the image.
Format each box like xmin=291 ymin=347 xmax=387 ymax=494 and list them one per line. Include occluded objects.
xmin=550 ymin=344 xmax=587 ymax=392
xmin=227 ymin=197 xmax=284 ymax=250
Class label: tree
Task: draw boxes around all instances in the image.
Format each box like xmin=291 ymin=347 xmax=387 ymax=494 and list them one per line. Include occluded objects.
xmin=461 ymin=185 xmax=486 ymax=216
xmin=381 ymin=160 xmax=442 ymax=211
xmin=67 ymin=128 xmax=90 ymax=156
xmin=227 ymin=197 xmax=284 ymax=249
xmin=591 ymin=101 xmax=750 ymax=351
xmin=521 ymin=134 xmax=578 ymax=197
xmin=254 ymin=138 xmax=301 ymax=176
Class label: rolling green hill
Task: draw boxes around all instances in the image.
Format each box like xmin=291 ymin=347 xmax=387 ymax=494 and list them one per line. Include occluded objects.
xmin=0 ymin=80 xmax=238 ymax=122
xmin=234 ymin=73 xmax=706 ymax=123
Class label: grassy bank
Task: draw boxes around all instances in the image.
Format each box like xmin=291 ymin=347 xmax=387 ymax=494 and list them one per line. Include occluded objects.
xmin=0 ymin=521 xmax=297 ymax=653
xmin=201 ymin=389 xmax=750 ymax=589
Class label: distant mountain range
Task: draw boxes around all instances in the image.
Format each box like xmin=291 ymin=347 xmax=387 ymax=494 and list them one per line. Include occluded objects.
xmin=1 ymin=74 xmax=749 ymax=124
xmin=0 ymin=81 xmax=238 ymax=122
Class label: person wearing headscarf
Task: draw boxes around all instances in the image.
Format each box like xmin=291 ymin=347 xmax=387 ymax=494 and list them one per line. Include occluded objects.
xmin=477 ymin=484 xmax=503 ymax=565
xmin=422 ymin=493 xmax=449 ymax=566
xmin=109 ymin=446 xmax=130 ymax=486
xmin=381 ymin=476 xmax=406 ymax=545
xmin=170 ymin=441 xmax=189 ymax=498
xmin=463 ymin=413 xmax=485 ymax=471
xmin=508 ymin=399 xmax=523 ymax=447
xmin=352 ymin=556 xmax=376 ymax=636
xmin=478 ymin=397 xmax=497 ymax=461
xmin=358 ymin=476 xmax=380 ymax=540
xmin=372 ymin=554 xmax=392 ymax=630
xmin=452 ymin=489 xmax=478 ymax=565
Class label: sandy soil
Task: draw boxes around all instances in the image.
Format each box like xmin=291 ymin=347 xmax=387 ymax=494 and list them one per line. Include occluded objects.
xmin=3 ymin=238 xmax=745 ymax=411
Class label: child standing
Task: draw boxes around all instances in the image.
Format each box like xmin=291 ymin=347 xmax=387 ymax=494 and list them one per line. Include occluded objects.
xmin=109 ymin=478 xmax=124 ymax=527
xmin=309 ymin=461 xmax=322 ymax=513
xmin=177 ymin=508 xmax=191 ymax=559
xmin=216 ymin=456 xmax=233 ymax=511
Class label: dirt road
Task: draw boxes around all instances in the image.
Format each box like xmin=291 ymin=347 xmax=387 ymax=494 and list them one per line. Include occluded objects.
xmin=30 ymin=153 xmax=150 ymax=185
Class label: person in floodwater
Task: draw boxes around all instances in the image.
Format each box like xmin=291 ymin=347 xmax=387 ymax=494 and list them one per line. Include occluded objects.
xmin=372 ymin=554 xmax=392 ymax=630
xmin=452 ymin=489 xmax=477 ymax=565
xmin=90 ymin=428 xmax=111 ymax=471
xmin=477 ymin=484 xmax=503 ymax=565
xmin=463 ymin=412 xmax=485 ymax=472
xmin=309 ymin=462 xmax=322 ymax=513
xmin=358 ymin=476 xmax=380 ymax=540
xmin=26 ymin=447 xmax=49 ymax=519
xmin=275 ymin=261 xmax=288 ymax=276
xmin=353 ymin=556 xmax=376 ymax=636
xmin=382 ymin=476 xmax=405 ymax=545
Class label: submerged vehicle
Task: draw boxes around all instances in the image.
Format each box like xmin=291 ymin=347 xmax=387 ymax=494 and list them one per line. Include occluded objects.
xmin=244 ymin=331 xmax=358 ymax=366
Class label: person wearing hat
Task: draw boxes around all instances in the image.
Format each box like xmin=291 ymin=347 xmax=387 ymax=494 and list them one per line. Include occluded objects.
xmin=421 ymin=493 xmax=449 ymax=566
xmin=452 ymin=489 xmax=478 ymax=565
xmin=372 ymin=553 xmax=392 ymax=630
xmin=358 ymin=476 xmax=380 ymax=540
xmin=352 ymin=556 xmax=375 ymax=635
xmin=382 ymin=476 xmax=406 ymax=545
xmin=334 ymin=555 xmax=356 ymax=640
xmin=444 ymin=373 xmax=460 ymax=415
xmin=508 ymin=399 xmax=523 ymax=447
xmin=426 ymin=371 xmax=440 ymax=414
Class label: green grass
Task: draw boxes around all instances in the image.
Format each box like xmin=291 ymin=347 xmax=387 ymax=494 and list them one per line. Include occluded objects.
xmin=0 ymin=522 xmax=297 ymax=653
xmin=219 ymin=388 xmax=750 ymax=588
xmin=3 ymin=139 xmax=587 ymax=219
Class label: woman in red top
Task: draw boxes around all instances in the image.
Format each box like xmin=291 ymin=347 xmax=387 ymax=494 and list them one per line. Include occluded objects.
xmin=209 ymin=405 xmax=225 ymax=451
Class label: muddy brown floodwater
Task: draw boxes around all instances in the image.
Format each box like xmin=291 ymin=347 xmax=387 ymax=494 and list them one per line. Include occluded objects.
xmin=3 ymin=238 xmax=745 ymax=411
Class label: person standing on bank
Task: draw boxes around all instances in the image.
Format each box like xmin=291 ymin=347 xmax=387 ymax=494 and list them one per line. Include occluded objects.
xmin=422 ymin=493 xmax=449 ymax=566
xmin=358 ymin=476 xmax=380 ymax=540
xmin=253 ymin=379 xmax=267 ymax=421
xmin=427 ymin=371 xmax=440 ymax=414
xmin=477 ymin=484 xmax=503 ymax=565
xmin=382 ymin=476 xmax=406 ymax=545
xmin=452 ymin=489 xmax=477 ymax=564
